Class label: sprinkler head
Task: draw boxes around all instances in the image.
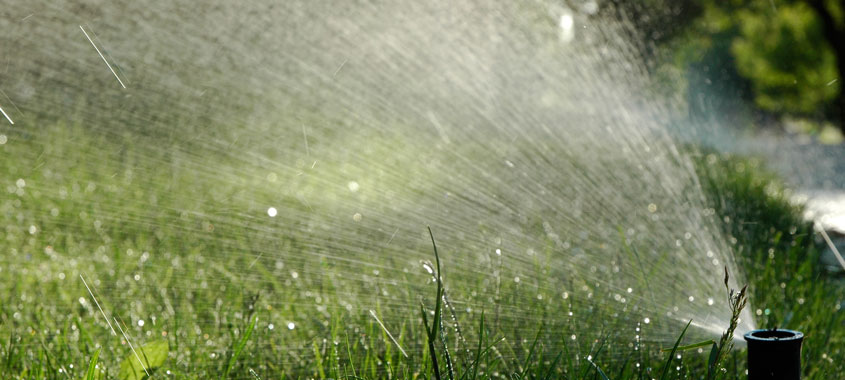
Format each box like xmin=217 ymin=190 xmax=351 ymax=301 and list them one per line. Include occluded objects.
xmin=744 ymin=329 xmax=803 ymax=380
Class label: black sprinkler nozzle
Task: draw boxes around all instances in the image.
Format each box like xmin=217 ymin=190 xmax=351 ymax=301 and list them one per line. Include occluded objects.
xmin=744 ymin=329 xmax=803 ymax=380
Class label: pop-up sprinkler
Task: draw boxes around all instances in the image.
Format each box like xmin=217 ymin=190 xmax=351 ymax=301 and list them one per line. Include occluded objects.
xmin=744 ymin=329 xmax=804 ymax=380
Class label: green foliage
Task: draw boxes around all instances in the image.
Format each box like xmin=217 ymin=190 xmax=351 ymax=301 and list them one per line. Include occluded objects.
xmin=732 ymin=2 xmax=839 ymax=114
xmin=118 ymin=340 xmax=168 ymax=380
xmin=653 ymin=0 xmax=844 ymax=129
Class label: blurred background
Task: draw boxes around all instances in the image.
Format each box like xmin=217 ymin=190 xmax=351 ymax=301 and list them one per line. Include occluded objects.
xmin=607 ymin=0 xmax=844 ymax=143
xmin=602 ymin=0 xmax=845 ymax=252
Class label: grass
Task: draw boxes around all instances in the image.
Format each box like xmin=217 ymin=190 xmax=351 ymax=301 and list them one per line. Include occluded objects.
xmin=0 ymin=122 xmax=842 ymax=379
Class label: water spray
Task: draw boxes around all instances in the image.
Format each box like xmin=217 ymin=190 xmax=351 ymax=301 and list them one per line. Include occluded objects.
xmin=744 ymin=329 xmax=804 ymax=380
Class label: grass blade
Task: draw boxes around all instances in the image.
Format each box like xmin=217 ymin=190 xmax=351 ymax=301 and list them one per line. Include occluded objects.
xmin=224 ymin=315 xmax=258 ymax=379
xmin=519 ymin=324 xmax=543 ymax=379
xmin=587 ymin=358 xmax=611 ymax=380
xmin=659 ymin=320 xmax=692 ymax=380
xmin=85 ymin=349 xmax=101 ymax=380
xmin=706 ymin=342 xmax=719 ymax=379
xmin=421 ymin=303 xmax=442 ymax=380
xmin=541 ymin=350 xmax=564 ymax=380
xmin=661 ymin=339 xmax=716 ymax=352
xmin=470 ymin=310 xmax=484 ymax=380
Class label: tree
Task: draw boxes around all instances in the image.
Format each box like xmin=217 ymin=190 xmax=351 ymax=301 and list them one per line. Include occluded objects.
xmin=607 ymin=0 xmax=845 ymax=135
xmin=693 ymin=0 xmax=845 ymax=134
xmin=731 ymin=2 xmax=839 ymax=116
xmin=805 ymin=0 xmax=845 ymax=134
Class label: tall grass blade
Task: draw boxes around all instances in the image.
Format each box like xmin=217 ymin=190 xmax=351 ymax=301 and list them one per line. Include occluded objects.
xmin=587 ymin=358 xmax=611 ymax=380
xmin=85 ymin=349 xmax=101 ymax=380
xmin=470 ymin=310 xmax=484 ymax=380
xmin=518 ymin=324 xmax=543 ymax=379
xmin=541 ymin=350 xmax=564 ymax=380
xmin=659 ymin=320 xmax=692 ymax=380
xmin=224 ymin=315 xmax=258 ymax=379
xmin=707 ymin=342 xmax=718 ymax=378
xmin=421 ymin=303 xmax=442 ymax=380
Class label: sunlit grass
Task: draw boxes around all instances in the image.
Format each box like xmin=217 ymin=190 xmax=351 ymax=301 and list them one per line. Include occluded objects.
xmin=0 ymin=127 xmax=842 ymax=379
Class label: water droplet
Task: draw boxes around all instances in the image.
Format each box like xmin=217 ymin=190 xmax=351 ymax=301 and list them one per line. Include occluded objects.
xmin=423 ymin=263 xmax=434 ymax=274
xmin=287 ymin=322 xmax=295 ymax=330
xmin=643 ymin=317 xmax=650 ymax=324
xmin=559 ymin=12 xmax=575 ymax=43
xmin=267 ymin=207 xmax=277 ymax=217
xmin=347 ymin=181 xmax=359 ymax=192
xmin=581 ymin=1 xmax=598 ymax=15
xmin=707 ymin=298 xmax=714 ymax=306
xmin=138 ymin=320 xmax=144 ymax=327
xmin=268 ymin=323 xmax=274 ymax=330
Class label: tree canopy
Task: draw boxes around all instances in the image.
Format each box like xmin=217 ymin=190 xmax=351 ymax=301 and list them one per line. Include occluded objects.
xmin=609 ymin=0 xmax=845 ymax=137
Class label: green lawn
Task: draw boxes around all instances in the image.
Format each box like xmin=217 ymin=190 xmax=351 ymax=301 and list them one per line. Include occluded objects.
xmin=0 ymin=122 xmax=842 ymax=379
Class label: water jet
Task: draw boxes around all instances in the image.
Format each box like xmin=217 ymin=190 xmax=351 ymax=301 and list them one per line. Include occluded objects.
xmin=3 ymin=0 xmax=841 ymax=376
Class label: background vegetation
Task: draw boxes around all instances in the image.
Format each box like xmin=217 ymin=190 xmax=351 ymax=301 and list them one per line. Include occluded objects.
xmin=606 ymin=0 xmax=844 ymax=140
